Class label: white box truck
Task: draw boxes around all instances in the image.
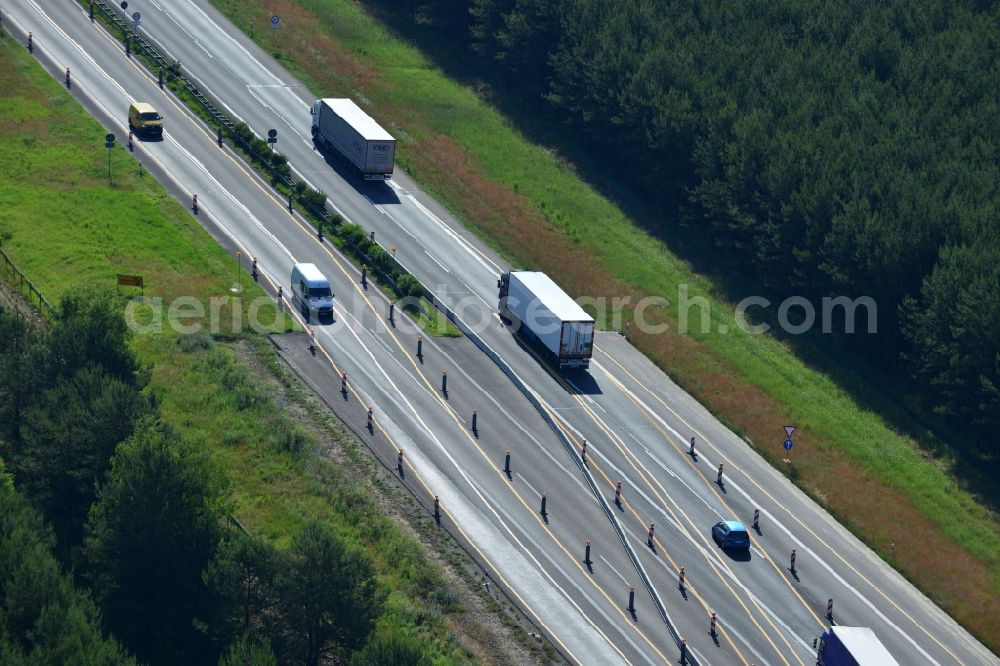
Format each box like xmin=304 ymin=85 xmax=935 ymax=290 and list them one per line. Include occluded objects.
xmin=817 ymin=626 xmax=899 ymax=666
xmin=498 ymin=271 xmax=594 ymax=370
xmin=291 ymin=263 xmax=334 ymax=322
xmin=311 ymin=98 xmax=395 ymax=181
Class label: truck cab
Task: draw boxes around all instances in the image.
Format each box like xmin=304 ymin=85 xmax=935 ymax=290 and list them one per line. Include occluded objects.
xmin=291 ymin=263 xmax=334 ymax=322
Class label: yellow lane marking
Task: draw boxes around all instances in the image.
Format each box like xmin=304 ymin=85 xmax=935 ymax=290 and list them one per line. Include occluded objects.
xmin=596 ymin=347 xmax=964 ymax=665
xmin=602 ymin=370 xmax=825 ymax=630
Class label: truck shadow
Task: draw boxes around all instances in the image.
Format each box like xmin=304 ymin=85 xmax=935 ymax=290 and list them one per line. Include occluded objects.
xmin=505 ymin=328 xmax=603 ymax=395
xmin=313 ymin=142 xmax=400 ymax=205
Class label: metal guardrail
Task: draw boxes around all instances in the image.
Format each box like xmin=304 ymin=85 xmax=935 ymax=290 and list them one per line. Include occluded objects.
xmin=0 ymin=247 xmax=52 ymax=314
xmin=87 ymin=0 xmax=409 ymax=297
xmin=77 ymin=5 xmax=697 ymax=659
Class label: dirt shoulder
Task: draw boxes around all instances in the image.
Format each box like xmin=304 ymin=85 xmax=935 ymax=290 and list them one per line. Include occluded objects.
xmin=234 ymin=337 xmax=562 ymax=666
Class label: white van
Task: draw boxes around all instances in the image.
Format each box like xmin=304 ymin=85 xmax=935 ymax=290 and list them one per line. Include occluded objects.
xmin=291 ymin=263 xmax=334 ymax=321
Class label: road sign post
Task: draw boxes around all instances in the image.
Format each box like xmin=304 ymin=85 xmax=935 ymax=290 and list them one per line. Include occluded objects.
xmin=267 ymin=128 xmax=277 ymax=150
xmin=270 ymin=15 xmax=279 ymax=30
xmin=132 ymin=11 xmax=140 ymax=29
xmin=782 ymin=424 xmax=796 ymax=464
xmin=105 ymin=133 xmax=116 ymax=185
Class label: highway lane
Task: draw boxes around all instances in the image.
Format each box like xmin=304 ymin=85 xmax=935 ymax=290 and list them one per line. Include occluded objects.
xmin=119 ymin=7 xmax=834 ymax=662
xmin=4 ymin=4 xmax=787 ymax=664
xmin=10 ymin=1 xmax=998 ymax=664
xmin=136 ymin=4 xmax=1000 ymax=664
xmin=1 ymin=3 xmax=709 ymax=663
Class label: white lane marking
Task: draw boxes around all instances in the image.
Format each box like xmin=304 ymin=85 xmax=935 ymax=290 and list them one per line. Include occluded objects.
xmin=599 ymin=556 xmax=631 ymax=587
xmin=311 ymin=299 xmax=631 ymax=664
xmin=590 ymin=358 xmax=945 ymax=666
xmin=318 ymin=331 xmax=623 ymax=665
xmin=151 ymin=0 xmax=285 ymax=87
xmin=21 ymin=0 xmax=293 ymax=268
xmin=25 ymin=8 xmax=632 ymax=659
xmin=515 ymin=473 xmax=540 ymax=498
xmin=404 ymin=192 xmax=504 ymax=274
xmin=424 ymin=250 xmax=451 ymax=273
xmin=372 ymin=198 xmax=419 ymax=240
xmin=161 ymin=0 xmax=502 ymax=287
xmin=246 ymin=86 xmax=309 ymax=141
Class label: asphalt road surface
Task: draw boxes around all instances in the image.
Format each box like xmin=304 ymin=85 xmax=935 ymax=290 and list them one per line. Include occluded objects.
xmin=3 ymin=2 xmax=996 ymax=664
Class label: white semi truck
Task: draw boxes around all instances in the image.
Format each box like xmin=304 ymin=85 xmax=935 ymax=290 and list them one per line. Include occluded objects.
xmin=816 ymin=626 xmax=899 ymax=666
xmin=498 ymin=271 xmax=594 ymax=370
xmin=311 ymin=98 xmax=395 ymax=181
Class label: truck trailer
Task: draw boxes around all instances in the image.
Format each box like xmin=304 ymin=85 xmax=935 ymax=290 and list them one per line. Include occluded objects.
xmin=311 ymin=98 xmax=395 ymax=181
xmin=816 ymin=626 xmax=899 ymax=666
xmin=498 ymin=271 xmax=594 ymax=370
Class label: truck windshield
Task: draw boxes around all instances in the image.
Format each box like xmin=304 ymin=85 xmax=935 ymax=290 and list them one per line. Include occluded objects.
xmin=309 ymin=286 xmax=332 ymax=299
xmin=140 ymin=112 xmax=161 ymax=120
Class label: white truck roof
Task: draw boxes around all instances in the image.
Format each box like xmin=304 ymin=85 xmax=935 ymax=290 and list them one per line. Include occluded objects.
xmin=320 ymin=99 xmax=394 ymax=142
xmin=293 ymin=263 xmax=329 ymax=285
xmin=512 ymin=271 xmax=593 ymax=323
xmin=833 ymin=627 xmax=900 ymax=665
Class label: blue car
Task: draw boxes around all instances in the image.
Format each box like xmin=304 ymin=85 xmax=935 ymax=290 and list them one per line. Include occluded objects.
xmin=712 ymin=520 xmax=751 ymax=550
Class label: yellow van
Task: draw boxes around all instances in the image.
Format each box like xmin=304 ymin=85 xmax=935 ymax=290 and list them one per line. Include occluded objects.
xmin=128 ymin=102 xmax=163 ymax=137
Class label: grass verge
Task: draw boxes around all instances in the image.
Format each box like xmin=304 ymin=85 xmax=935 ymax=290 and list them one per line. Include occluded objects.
xmin=204 ymin=0 xmax=1000 ymax=650
xmin=0 ymin=30 xmax=541 ymax=664
xmin=75 ymin=0 xmax=460 ymax=338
